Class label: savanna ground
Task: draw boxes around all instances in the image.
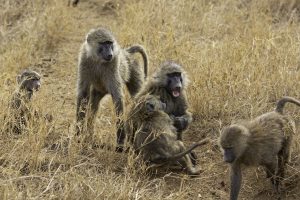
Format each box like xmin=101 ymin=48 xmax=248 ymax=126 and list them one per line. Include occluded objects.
xmin=1 ymin=0 xmax=300 ymax=199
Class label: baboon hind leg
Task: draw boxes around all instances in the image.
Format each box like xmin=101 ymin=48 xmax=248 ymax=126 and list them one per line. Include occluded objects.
xmin=189 ymin=150 xmax=198 ymax=166
xmin=276 ymin=145 xmax=289 ymax=193
xmin=265 ymin=159 xmax=279 ymax=193
xmin=176 ymin=141 xmax=200 ymax=175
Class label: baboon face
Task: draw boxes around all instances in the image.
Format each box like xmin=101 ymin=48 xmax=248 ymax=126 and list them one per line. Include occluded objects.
xmin=86 ymin=28 xmax=118 ymax=62
xmin=154 ymin=61 xmax=188 ymax=98
xmin=166 ymin=72 xmax=183 ymax=98
xmin=145 ymin=98 xmax=166 ymax=113
xmin=98 ymin=41 xmax=114 ymax=62
xmin=219 ymin=125 xmax=249 ymax=163
xmin=145 ymin=96 xmax=166 ymax=113
xmin=138 ymin=95 xmax=166 ymax=116
xmin=17 ymin=70 xmax=41 ymax=92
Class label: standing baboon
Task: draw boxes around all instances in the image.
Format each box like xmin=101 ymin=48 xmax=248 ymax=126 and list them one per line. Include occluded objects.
xmin=125 ymin=94 xmax=210 ymax=175
xmin=9 ymin=70 xmax=42 ymax=133
xmin=219 ymin=96 xmax=300 ymax=200
xmin=138 ymin=61 xmax=192 ymax=141
xmin=76 ymin=27 xmax=148 ymax=151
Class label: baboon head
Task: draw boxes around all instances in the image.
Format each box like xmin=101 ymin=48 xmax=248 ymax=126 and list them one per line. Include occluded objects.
xmin=153 ymin=61 xmax=189 ymax=98
xmin=17 ymin=70 xmax=41 ymax=93
xmin=134 ymin=95 xmax=166 ymax=119
xmin=85 ymin=27 xmax=119 ymax=62
xmin=219 ymin=125 xmax=250 ymax=163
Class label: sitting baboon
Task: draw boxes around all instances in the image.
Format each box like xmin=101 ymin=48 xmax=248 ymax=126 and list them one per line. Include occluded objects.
xmin=8 ymin=70 xmax=42 ymax=134
xmin=138 ymin=61 xmax=192 ymax=141
xmin=137 ymin=61 xmax=196 ymax=163
xmin=125 ymin=94 xmax=210 ymax=175
xmin=76 ymin=27 xmax=148 ymax=151
xmin=219 ymin=96 xmax=300 ymax=200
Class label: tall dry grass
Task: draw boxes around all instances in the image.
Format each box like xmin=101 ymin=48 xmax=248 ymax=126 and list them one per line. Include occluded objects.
xmin=1 ymin=0 xmax=300 ymax=199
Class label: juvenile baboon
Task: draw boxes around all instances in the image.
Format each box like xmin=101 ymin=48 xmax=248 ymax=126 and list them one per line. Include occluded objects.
xmin=138 ymin=61 xmax=192 ymax=140
xmin=76 ymin=27 xmax=148 ymax=151
xmin=125 ymin=95 xmax=210 ymax=175
xmin=9 ymin=70 xmax=42 ymax=134
xmin=219 ymin=96 xmax=300 ymax=200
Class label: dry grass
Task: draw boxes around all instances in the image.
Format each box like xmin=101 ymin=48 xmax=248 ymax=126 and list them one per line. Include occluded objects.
xmin=1 ymin=0 xmax=300 ymax=199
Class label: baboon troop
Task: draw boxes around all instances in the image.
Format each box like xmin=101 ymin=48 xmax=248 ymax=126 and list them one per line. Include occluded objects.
xmin=5 ymin=23 xmax=300 ymax=199
xmin=219 ymin=96 xmax=300 ymax=200
xmin=76 ymin=27 xmax=148 ymax=151
xmin=125 ymin=94 xmax=210 ymax=175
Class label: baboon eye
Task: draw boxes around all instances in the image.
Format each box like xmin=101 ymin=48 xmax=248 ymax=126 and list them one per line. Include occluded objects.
xmin=101 ymin=41 xmax=113 ymax=45
xmin=167 ymin=79 xmax=172 ymax=86
xmin=168 ymin=72 xmax=181 ymax=78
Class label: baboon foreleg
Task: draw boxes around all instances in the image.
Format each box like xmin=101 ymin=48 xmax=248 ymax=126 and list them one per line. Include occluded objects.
xmin=87 ymin=88 xmax=105 ymax=133
xmin=171 ymin=112 xmax=192 ymax=140
xmin=230 ymin=163 xmax=242 ymax=200
xmin=76 ymin=90 xmax=89 ymax=135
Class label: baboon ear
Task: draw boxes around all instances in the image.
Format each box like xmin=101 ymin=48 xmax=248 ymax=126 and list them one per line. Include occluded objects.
xmin=16 ymin=75 xmax=22 ymax=84
xmin=86 ymin=29 xmax=96 ymax=43
xmin=86 ymin=34 xmax=91 ymax=43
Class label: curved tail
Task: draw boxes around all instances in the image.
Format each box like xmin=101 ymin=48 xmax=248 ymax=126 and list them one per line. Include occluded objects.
xmin=275 ymin=96 xmax=300 ymax=114
xmin=127 ymin=45 xmax=148 ymax=79
xmin=152 ymin=138 xmax=211 ymax=163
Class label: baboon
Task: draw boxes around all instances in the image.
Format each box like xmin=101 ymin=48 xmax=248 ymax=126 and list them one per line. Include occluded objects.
xmin=76 ymin=27 xmax=148 ymax=151
xmin=125 ymin=94 xmax=210 ymax=175
xmin=219 ymin=96 xmax=300 ymax=200
xmin=138 ymin=61 xmax=192 ymax=141
xmin=9 ymin=70 xmax=42 ymax=134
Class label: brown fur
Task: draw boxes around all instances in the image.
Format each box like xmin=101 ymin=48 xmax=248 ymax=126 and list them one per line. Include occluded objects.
xmin=76 ymin=27 xmax=148 ymax=150
xmin=219 ymin=96 xmax=300 ymax=200
xmin=125 ymin=94 xmax=209 ymax=175
xmin=138 ymin=61 xmax=192 ymax=140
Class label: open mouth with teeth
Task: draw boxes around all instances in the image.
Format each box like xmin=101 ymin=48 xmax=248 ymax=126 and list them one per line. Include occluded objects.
xmin=172 ymin=87 xmax=181 ymax=97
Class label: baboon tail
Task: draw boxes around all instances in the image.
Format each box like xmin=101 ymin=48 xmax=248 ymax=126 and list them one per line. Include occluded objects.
xmin=275 ymin=96 xmax=300 ymax=114
xmin=127 ymin=45 xmax=148 ymax=79
xmin=154 ymin=138 xmax=210 ymax=163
